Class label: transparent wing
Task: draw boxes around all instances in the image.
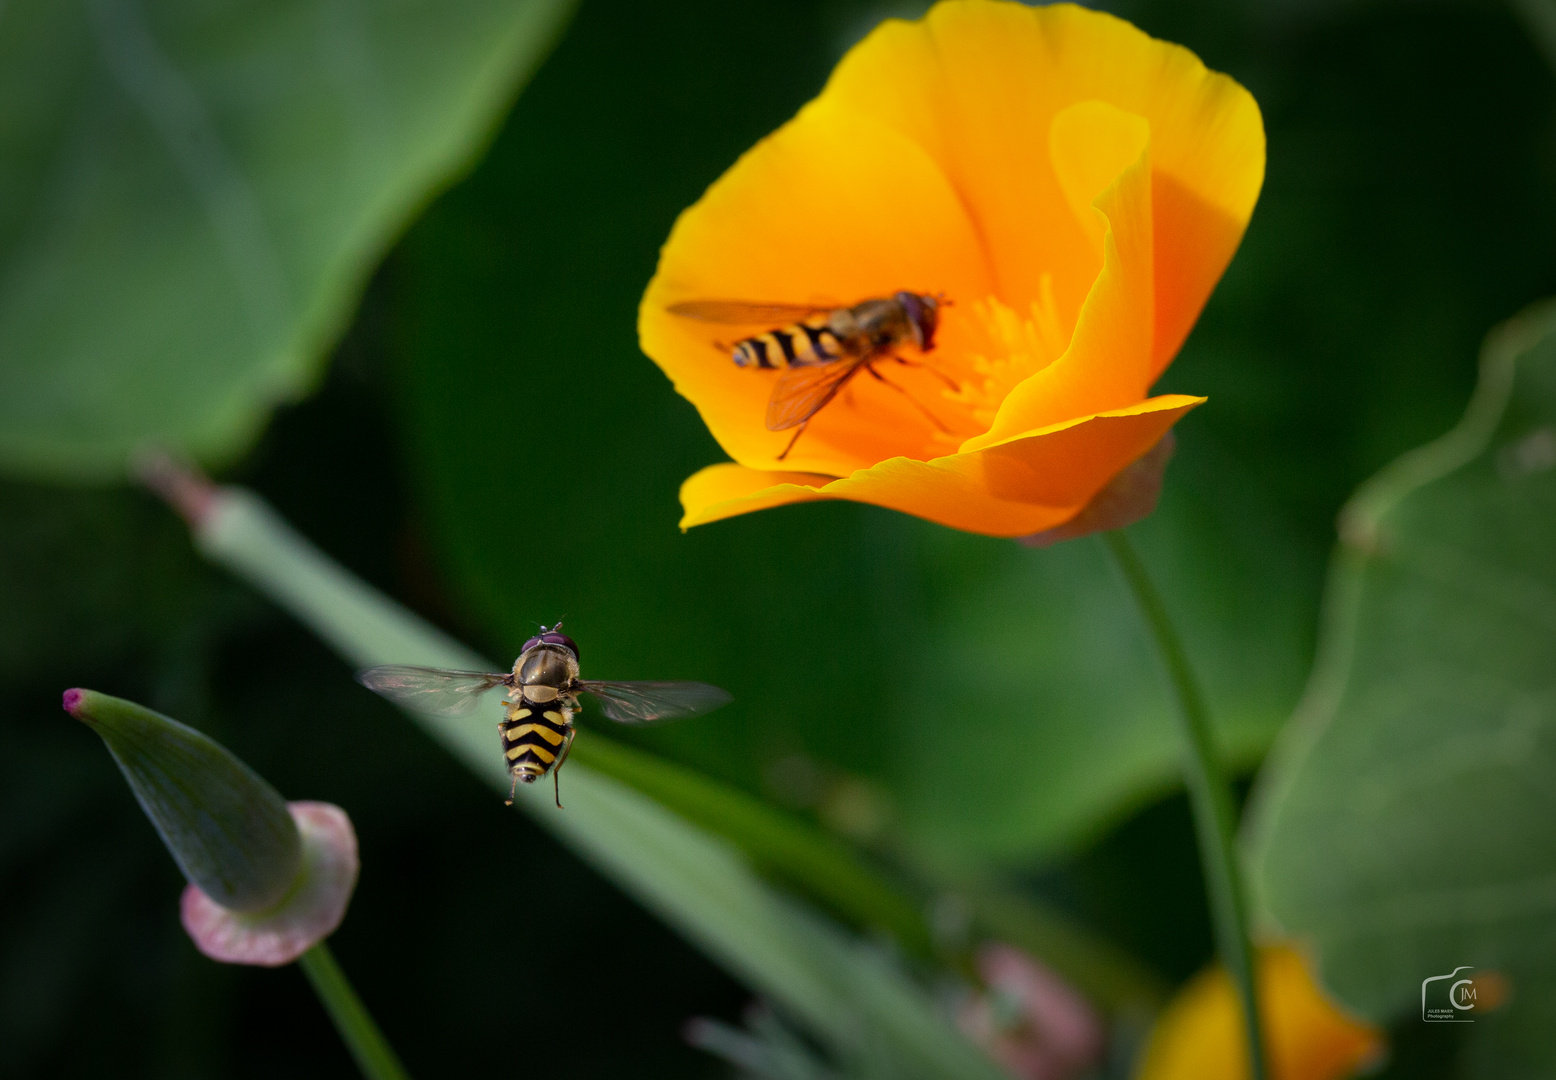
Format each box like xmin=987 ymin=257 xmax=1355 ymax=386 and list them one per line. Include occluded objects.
xmin=667 ymin=299 xmax=837 ymax=324
xmin=765 ymin=359 xmax=866 ymax=431
xmin=355 ymin=665 xmax=509 ymax=717
xmin=580 ymin=680 xmax=733 ymax=725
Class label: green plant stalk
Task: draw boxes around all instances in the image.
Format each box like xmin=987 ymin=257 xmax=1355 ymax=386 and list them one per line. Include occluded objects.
xmin=298 ymin=942 xmax=412 ymax=1080
xmin=1102 ymin=530 xmax=1267 ymax=1080
xmin=577 ymin=735 xmax=1167 ymax=1013
xmin=572 ymin=734 xmax=934 ymax=956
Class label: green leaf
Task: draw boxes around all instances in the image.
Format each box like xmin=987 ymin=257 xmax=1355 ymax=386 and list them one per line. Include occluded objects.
xmin=1247 ymin=300 xmax=1556 ymax=1077
xmin=0 ymin=0 xmax=575 ymax=480
xmin=887 ymin=436 xmax=1315 ymax=862
xmin=189 ymin=485 xmax=1006 ymax=1080
xmin=66 ymin=687 xmax=301 ymax=912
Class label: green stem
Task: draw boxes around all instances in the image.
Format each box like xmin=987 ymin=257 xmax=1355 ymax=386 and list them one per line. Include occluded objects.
xmin=1102 ymin=530 xmax=1267 ymax=1080
xmin=298 ymin=942 xmax=412 ymax=1080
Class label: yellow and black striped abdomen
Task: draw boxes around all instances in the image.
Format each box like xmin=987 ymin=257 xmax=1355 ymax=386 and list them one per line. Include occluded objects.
xmin=500 ymin=697 xmax=575 ymax=782
xmin=732 ymin=316 xmax=845 ymax=369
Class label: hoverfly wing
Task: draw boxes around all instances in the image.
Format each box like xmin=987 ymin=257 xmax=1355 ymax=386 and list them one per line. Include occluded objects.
xmin=580 ymin=680 xmax=733 ymax=725
xmin=667 ymin=299 xmax=837 ymax=324
xmin=765 ymin=359 xmax=866 ymax=431
xmin=356 ymin=665 xmax=509 ymax=717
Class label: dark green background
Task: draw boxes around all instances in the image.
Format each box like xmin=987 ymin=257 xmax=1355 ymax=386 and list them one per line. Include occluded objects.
xmin=3 ymin=0 xmax=1553 ymax=1075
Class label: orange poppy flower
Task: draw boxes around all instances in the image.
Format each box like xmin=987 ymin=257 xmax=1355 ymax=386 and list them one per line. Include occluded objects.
xmin=639 ymin=0 xmax=1264 ymax=536
xmin=1134 ymin=945 xmax=1385 ymax=1080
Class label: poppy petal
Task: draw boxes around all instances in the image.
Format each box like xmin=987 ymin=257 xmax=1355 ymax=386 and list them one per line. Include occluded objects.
xmin=824 ymin=0 xmax=1264 ymax=366
xmin=962 ymin=101 xmax=1156 ymax=448
xmin=680 ymin=394 xmax=1202 ymax=536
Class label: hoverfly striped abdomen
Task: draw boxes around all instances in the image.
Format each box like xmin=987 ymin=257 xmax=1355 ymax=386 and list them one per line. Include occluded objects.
xmin=672 ymin=292 xmax=948 ymax=459
xmin=732 ymin=316 xmax=846 ymax=369
xmin=500 ymin=696 xmax=576 ymax=784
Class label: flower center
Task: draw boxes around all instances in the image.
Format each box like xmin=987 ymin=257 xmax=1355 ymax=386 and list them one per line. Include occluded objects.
xmin=934 ymin=274 xmax=1070 ymax=445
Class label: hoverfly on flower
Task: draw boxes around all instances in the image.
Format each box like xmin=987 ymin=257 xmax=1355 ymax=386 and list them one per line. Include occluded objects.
xmin=357 ymin=626 xmax=731 ymax=807
xmin=640 ymin=0 xmax=1264 ymax=537
xmin=669 ymin=292 xmax=954 ymax=459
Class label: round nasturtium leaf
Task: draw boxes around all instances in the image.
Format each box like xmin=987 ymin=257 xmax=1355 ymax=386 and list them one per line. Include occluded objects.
xmin=0 ymin=0 xmax=575 ymax=480
xmin=1249 ymin=301 xmax=1556 ymax=1076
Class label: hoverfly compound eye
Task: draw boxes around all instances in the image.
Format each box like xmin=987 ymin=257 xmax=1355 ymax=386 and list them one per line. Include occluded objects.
xmin=896 ymin=291 xmax=939 ymax=351
xmin=540 ymin=632 xmax=578 ymax=659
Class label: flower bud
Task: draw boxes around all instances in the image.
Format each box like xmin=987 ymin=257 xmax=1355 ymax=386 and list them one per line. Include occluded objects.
xmin=65 ymin=688 xmax=357 ymax=966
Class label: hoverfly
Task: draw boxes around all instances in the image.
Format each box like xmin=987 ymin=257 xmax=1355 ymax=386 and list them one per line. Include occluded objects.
xmin=356 ymin=625 xmax=731 ymax=808
xmin=668 ymin=292 xmax=954 ymax=459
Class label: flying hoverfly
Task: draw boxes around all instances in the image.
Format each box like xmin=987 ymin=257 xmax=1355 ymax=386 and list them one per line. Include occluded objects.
xmin=356 ymin=626 xmax=731 ymax=808
xmin=667 ymin=291 xmax=953 ymax=459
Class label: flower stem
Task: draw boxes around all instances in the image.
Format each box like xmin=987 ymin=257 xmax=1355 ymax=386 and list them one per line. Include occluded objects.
xmin=298 ymin=942 xmax=412 ymax=1080
xmin=1102 ymin=530 xmax=1268 ymax=1080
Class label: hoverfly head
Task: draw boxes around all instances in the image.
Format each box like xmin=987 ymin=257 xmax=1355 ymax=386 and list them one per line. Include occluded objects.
xmin=522 ymin=621 xmax=579 ymax=661
xmin=897 ymin=291 xmax=941 ymax=352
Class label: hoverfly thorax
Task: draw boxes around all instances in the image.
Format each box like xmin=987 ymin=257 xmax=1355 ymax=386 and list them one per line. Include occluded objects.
xmin=514 ymin=643 xmax=579 ymax=700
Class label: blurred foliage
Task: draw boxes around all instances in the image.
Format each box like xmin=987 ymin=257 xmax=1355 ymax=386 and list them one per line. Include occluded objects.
xmin=2 ymin=0 xmax=1556 ymax=1075
xmin=0 ymin=0 xmax=574 ymax=479
xmin=1250 ymin=302 xmax=1556 ymax=1078
xmin=188 ymin=477 xmax=1006 ymax=1080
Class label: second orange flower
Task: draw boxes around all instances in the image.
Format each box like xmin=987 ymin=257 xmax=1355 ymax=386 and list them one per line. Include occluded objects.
xmin=640 ymin=0 xmax=1265 ymax=537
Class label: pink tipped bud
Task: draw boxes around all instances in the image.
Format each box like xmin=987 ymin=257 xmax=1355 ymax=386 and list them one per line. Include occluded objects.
xmin=68 ymin=689 xmax=360 ymax=966
xmin=958 ymin=944 xmax=1103 ymax=1080
xmin=181 ymin=802 xmax=359 ymax=967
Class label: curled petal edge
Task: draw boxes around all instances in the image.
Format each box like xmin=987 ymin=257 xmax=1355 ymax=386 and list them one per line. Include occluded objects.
xmin=679 ymin=395 xmax=1202 ymax=538
xmin=181 ymin=801 xmax=359 ymax=967
xmin=1019 ymin=430 xmax=1175 ymax=547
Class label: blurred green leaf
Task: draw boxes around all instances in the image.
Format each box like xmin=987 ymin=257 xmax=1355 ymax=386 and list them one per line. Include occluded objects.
xmin=0 ymin=0 xmax=574 ymax=480
xmin=68 ymin=687 xmax=301 ymax=911
xmin=1248 ymin=301 xmax=1556 ymax=1077
xmin=886 ymin=437 xmax=1313 ymax=862
xmin=190 ymin=484 xmax=1006 ymax=1080
xmin=574 ymin=732 xmax=1169 ymax=1014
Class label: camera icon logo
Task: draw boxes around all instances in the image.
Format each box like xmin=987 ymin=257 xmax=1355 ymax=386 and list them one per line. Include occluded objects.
xmin=1421 ymin=966 xmax=1477 ymax=1023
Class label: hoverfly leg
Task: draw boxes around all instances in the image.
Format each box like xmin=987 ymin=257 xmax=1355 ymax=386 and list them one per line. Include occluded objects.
xmin=865 ymin=363 xmax=953 ymax=433
xmin=777 ymin=421 xmax=809 ymax=461
xmin=891 ymin=353 xmax=960 ymax=392
xmin=504 ymin=770 xmax=519 ymax=807
xmin=552 ymin=729 xmax=576 ymax=810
